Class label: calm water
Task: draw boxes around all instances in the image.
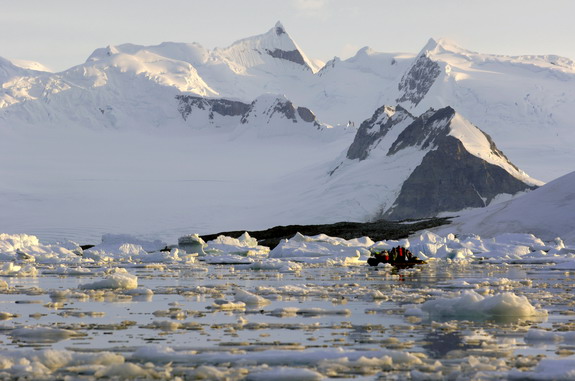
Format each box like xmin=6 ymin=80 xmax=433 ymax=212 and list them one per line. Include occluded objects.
xmin=1 ymin=261 xmax=573 ymax=379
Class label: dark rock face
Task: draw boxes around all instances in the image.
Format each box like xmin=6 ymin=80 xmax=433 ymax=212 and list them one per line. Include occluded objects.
xmin=387 ymin=106 xmax=455 ymax=155
xmin=275 ymin=24 xmax=286 ymax=36
xmin=176 ymin=95 xmax=249 ymax=121
xmin=396 ymin=54 xmax=441 ymax=106
xmin=273 ymin=99 xmax=297 ymax=121
xmin=347 ymin=105 xmax=414 ymax=161
xmin=265 ymin=48 xmax=309 ymax=68
xmin=176 ymin=94 xmax=322 ymax=129
xmin=383 ymin=136 xmax=536 ymax=220
xmin=200 ymin=218 xmax=451 ymax=249
xmin=241 ymin=97 xmax=321 ymax=128
xmin=297 ymin=106 xmax=316 ymax=123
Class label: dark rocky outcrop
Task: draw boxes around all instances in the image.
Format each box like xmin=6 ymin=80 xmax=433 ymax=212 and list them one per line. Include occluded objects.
xmin=241 ymin=96 xmax=321 ymax=128
xmin=396 ymin=54 xmax=441 ymax=106
xmin=297 ymin=106 xmax=316 ymax=123
xmin=346 ymin=105 xmax=414 ymax=161
xmin=387 ymin=106 xmax=454 ymax=155
xmin=176 ymin=93 xmax=323 ymax=131
xmin=275 ymin=23 xmax=286 ymax=36
xmin=265 ymin=48 xmax=309 ymax=68
xmin=200 ymin=218 xmax=450 ymax=249
xmin=176 ymin=95 xmax=250 ymax=121
xmin=383 ymin=136 xmax=536 ymax=220
xmin=271 ymin=98 xmax=297 ymax=122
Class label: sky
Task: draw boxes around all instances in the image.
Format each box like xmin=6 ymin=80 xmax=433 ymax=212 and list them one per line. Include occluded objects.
xmin=1 ymin=0 xmax=573 ymax=72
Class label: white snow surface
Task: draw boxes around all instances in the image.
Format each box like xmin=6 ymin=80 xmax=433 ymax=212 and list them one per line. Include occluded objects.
xmin=448 ymin=113 xmax=539 ymax=186
xmin=434 ymin=170 xmax=575 ymax=243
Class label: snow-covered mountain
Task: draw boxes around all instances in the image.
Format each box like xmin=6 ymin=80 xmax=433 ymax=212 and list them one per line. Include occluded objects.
xmin=175 ymin=93 xmax=331 ymax=139
xmin=1 ymin=25 xmax=573 ymax=179
xmin=0 ymin=22 xmax=573 ymax=241
xmin=312 ymin=105 xmax=541 ymax=222
xmin=392 ymin=38 xmax=575 ymax=181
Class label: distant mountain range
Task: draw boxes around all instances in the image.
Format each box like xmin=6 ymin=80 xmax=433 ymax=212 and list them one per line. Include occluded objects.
xmin=1 ymin=21 xmax=573 ymax=233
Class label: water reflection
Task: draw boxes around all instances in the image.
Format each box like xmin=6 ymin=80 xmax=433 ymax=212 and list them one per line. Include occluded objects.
xmin=423 ymin=331 xmax=479 ymax=358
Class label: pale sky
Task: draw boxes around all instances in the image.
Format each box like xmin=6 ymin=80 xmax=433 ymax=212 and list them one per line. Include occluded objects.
xmin=1 ymin=0 xmax=573 ymax=72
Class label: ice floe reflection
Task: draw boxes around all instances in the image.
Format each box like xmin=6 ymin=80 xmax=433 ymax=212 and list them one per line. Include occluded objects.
xmin=0 ymin=231 xmax=574 ymax=379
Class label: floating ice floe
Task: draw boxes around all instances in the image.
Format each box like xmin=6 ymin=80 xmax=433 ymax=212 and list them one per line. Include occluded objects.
xmin=0 ymin=312 xmax=19 ymax=320
xmin=524 ymin=328 xmax=575 ymax=343
xmin=269 ymin=232 xmax=370 ymax=265
xmin=178 ymin=233 xmax=207 ymax=255
xmin=42 ymin=265 xmax=95 ymax=276
xmin=234 ymin=289 xmax=271 ymax=306
xmin=0 ymin=262 xmax=38 ymax=277
xmin=405 ymin=231 xmax=575 ymax=264
xmin=509 ymin=357 xmax=575 ymax=380
xmin=269 ymin=307 xmax=351 ymax=317
xmin=132 ymin=345 xmax=423 ymax=367
xmin=0 ymin=233 xmax=82 ymax=264
xmin=203 ymin=253 xmax=257 ymax=265
xmin=83 ymin=234 xmax=171 ymax=263
xmin=11 ymin=327 xmax=87 ymax=343
xmin=49 ymin=289 xmax=90 ymax=301
xmin=79 ymin=268 xmax=138 ymax=290
xmin=205 ymin=232 xmax=270 ymax=256
xmin=246 ymin=259 xmax=303 ymax=272
xmin=417 ymin=290 xmax=547 ymax=319
xmin=93 ymin=363 xmax=163 ymax=379
xmin=210 ymin=299 xmax=246 ymax=311
xmin=0 ymin=348 xmax=125 ymax=378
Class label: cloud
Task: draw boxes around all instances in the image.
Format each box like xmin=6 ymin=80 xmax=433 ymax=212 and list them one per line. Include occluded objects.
xmin=292 ymin=0 xmax=330 ymax=14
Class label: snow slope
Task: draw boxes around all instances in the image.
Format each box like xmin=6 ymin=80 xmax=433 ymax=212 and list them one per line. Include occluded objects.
xmin=433 ymin=170 xmax=575 ymax=244
xmin=0 ymin=120 xmax=354 ymax=243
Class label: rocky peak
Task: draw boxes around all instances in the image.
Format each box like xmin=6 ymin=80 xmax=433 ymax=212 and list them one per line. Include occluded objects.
xmin=346 ymin=105 xmax=415 ymax=161
xmin=175 ymin=95 xmax=250 ymax=122
xmin=241 ymin=94 xmax=320 ymax=128
xmin=377 ymin=106 xmax=538 ymax=220
xmin=86 ymin=45 xmax=120 ymax=63
xmin=387 ymin=106 xmax=455 ymax=155
xmin=396 ymin=40 xmax=442 ymax=107
xmin=274 ymin=21 xmax=286 ymax=36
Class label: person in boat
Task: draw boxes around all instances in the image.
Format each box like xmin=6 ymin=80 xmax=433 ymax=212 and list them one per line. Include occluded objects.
xmin=367 ymin=246 xmax=423 ymax=266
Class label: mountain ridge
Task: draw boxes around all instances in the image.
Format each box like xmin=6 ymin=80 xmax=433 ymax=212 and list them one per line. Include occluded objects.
xmin=0 ymin=22 xmax=572 ymax=241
